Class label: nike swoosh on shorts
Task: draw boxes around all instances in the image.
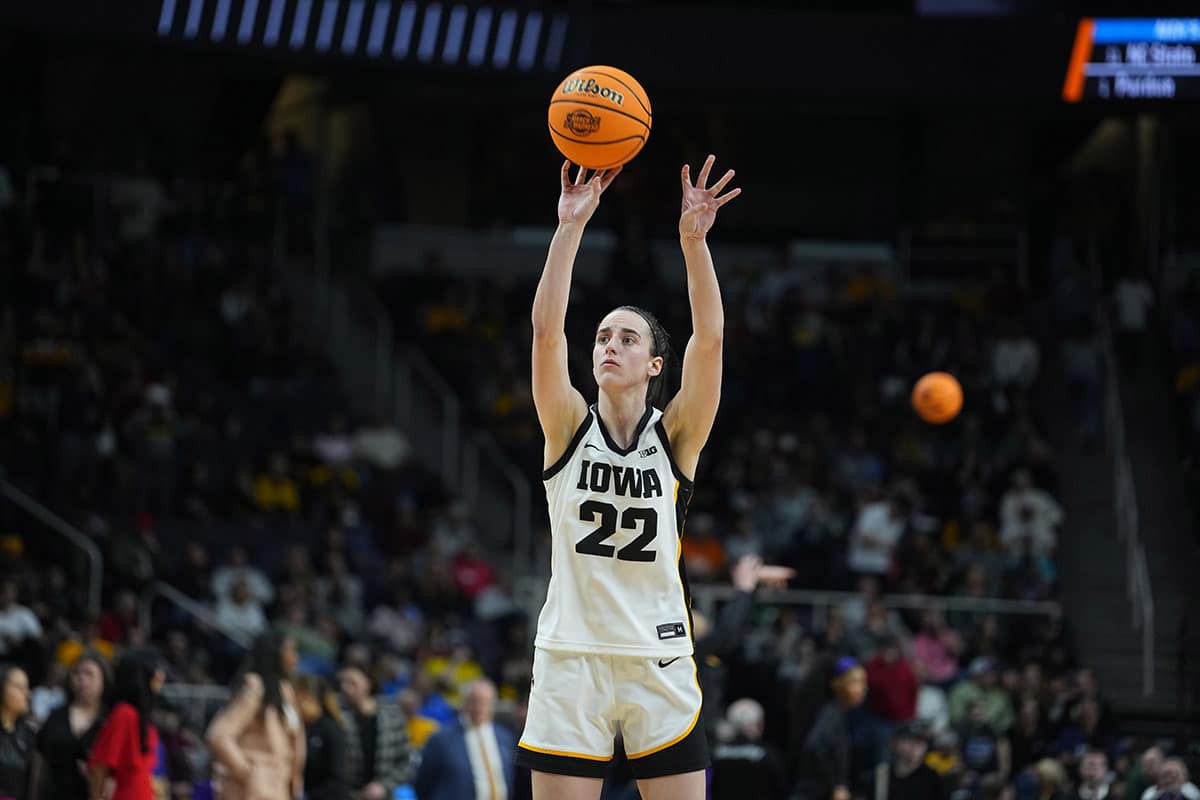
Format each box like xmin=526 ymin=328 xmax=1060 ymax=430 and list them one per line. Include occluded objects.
xmin=657 ymin=657 xmax=680 ymax=668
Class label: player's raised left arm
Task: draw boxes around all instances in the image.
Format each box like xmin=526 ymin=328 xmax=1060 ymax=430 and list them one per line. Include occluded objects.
xmin=663 ymin=154 xmax=741 ymax=478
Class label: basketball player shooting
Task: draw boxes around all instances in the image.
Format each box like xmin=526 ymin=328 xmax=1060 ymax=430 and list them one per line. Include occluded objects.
xmin=515 ymin=155 xmax=740 ymax=800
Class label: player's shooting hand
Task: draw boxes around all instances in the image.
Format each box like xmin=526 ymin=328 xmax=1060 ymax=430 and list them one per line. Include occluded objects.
xmin=558 ymin=161 xmax=620 ymax=226
xmin=679 ymin=154 xmax=740 ymax=240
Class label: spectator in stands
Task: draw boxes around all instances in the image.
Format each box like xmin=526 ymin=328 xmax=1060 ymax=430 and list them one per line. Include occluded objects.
xmin=414 ymin=679 xmax=515 ymax=800
xmin=1113 ymin=275 xmax=1155 ymax=369
xmin=848 ymin=599 xmax=911 ymax=661
xmin=846 ymin=493 xmax=908 ymax=583
xmin=956 ymin=699 xmax=1011 ymax=799
xmin=107 ymin=517 xmax=160 ymax=593
xmin=352 ymin=414 xmax=411 ymax=471
xmin=171 ymin=542 xmax=213 ymax=602
xmin=253 ymin=452 xmax=301 ymax=515
xmin=1125 ymin=746 xmax=1164 ymax=800
xmin=708 ymin=698 xmax=785 ymax=799
xmin=216 ymin=579 xmax=269 ymax=642
xmin=999 ymin=470 xmax=1063 ymax=561
xmin=949 ymin=658 xmax=1015 ymax=735
xmin=33 ymin=651 xmax=110 ymax=800
xmin=912 ymin=609 xmax=964 ymax=688
xmin=451 ymin=542 xmax=496 ymax=600
xmin=0 ymin=581 xmax=42 ymax=668
xmin=1008 ymin=697 xmax=1050 ymax=774
xmin=337 ymin=663 xmax=416 ymax=799
xmin=396 ymin=688 xmax=439 ymax=751
xmin=99 ymin=591 xmax=142 ymax=645
xmin=835 ymin=429 xmax=885 ymax=496
xmin=87 ymin=657 xmax=161 ymax=800
xmin=1024 ymin=758 xmax=1068 ymax=800
xmin=865 ymin=635 xmax=918 ymax=728
xmin=422 ymin=635 xmax=484 ymax=707
xmin=877 ymin=723 xmax=945 ymax=800
xmin=695 ymin=555 xmax=795 ymax=735
xmin=55 ymin=616 xmax=116 ymax=668
xmin=0 ymin=664 xmax=34 ymax=800
xmin=294 ymin=674 xmax=348 ymax=800
xmin=279 ymin=545 xmax=320 ymax=607
xmin=793 ymin=656 xmax=868 ymax=800
xmin=1144 ymin=757 xmax=1199 ymax=800
xmin=317 ymin=553 xmax=364 ymax=639
xmin=366 ymin=584 xmax=424 ymax=657
xmin=207 ymin=632 xmax=304 ymax=800
xmin=992 ymin=320 xmax=1041 ymax=392
xmin=1053 ymin=699 xmax=1110 ymax=765
xmin=212 ymin=545 xmax=274 ymax=607
xmin=680 ymin=513 xmax=726 ymax=581
xmin=1073 ymin=750 xmax=1113 ymax=800
xmin=923 ymin=729 xmax=963 ymax=787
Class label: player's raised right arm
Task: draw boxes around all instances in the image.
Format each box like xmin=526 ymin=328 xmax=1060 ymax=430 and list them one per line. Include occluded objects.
xmin=531 ymin=162 xmax=619 ymax=463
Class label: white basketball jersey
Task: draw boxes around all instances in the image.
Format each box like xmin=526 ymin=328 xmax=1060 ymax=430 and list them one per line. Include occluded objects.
xmin=535 ymin=404 xmax=696 ymax=657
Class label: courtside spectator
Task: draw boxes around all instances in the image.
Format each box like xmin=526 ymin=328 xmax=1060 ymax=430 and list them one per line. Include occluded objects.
xmin=337 ymin=663 xmax=416 ymax=799
xmin=876 ymin=723 xmax=946 ymax=800
xmin=711 ymin=698 xmax=787 ymax=800
xmin=414 ymin=680 xmax=515 ymax=800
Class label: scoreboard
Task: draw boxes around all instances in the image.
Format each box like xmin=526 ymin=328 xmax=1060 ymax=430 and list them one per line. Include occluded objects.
xmin=1064 ymin=18 xmax=1200 ymax=102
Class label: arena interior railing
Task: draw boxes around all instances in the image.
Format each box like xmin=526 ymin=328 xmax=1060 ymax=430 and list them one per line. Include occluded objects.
xmin=1092 ymin=243 xmax=1156 ymax=699
xmin=689 ymin=585 xmax=1061 ymax=629
xmin=138 ymin=580 xmax=252 ymax=652
xmin=0 ymin=478 xmax=103 ymax=617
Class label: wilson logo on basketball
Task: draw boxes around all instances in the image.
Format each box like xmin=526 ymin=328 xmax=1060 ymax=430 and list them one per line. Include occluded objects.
xmin=564 ymin=110 xmax=601 ymax=136
xmin=560 ymin=77 xmax=625 ymax=106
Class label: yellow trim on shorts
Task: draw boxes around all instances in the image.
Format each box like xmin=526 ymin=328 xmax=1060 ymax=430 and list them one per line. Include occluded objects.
xmin=626 ymin=656 xmax=703 ymax=760
xmin=517 ymin=741 xmax=613 ymax=762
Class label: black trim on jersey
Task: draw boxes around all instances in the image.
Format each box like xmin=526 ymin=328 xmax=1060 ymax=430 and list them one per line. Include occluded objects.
xmin=593 ymin=403 xmax=654 ymax=456
xmin=515 ymin=744 xmax=611 ymax=778
xmin=627 ymin=705 xmax=711 ymax=778
xmin=542 ymin=412 xmax=596 ymax=481
xmin=653 ymin=419 xmax=695 ymax=488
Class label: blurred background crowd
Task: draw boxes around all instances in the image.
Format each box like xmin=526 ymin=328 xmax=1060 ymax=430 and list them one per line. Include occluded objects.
xmin=2 ymin=1 xmax=1199 ymax=799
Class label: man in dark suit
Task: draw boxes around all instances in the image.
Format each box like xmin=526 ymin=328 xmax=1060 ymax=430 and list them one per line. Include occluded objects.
xmin=415 ymin=679 xmax=516 ymax=800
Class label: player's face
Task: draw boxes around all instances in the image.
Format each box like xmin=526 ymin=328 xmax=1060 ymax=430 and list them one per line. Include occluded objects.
xmin=593 ymin=310 xmax=661 ymax=393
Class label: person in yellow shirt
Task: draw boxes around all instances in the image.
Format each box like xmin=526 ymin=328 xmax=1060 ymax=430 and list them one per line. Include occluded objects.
xmin=56 ymin=617 xmax=116 ymax=667
xmin=398 ymin=688 xmax=440 ymax=750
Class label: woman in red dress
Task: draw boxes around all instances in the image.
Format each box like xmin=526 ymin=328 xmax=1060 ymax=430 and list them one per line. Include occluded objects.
xmin=88 ymin=657 xmax=161 ymax=800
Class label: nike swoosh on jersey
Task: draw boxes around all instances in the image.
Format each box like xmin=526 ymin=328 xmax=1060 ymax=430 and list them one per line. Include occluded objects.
xmin=584 ymin=443 xmax=603 ymax=451
xmin=657 ymin=657 xmax=680 ymax=669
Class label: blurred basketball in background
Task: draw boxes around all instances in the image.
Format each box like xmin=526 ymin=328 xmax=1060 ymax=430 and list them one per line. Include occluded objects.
xmin=548 ymin=65 xmax=652 ymax=169
xmin=912 ymin=371 xmax=963 ymax=424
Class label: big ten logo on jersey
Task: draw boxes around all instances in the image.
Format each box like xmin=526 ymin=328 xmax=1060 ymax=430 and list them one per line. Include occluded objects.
xmin=575 ymin=459 xmax=663 ymax=499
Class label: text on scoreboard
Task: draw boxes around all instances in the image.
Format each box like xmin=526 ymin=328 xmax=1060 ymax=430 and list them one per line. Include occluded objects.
xmin=1063 ymin=18 xmax=1200 ymax=102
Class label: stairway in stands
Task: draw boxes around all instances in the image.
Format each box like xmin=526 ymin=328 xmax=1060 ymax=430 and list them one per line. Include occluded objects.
xmin=1112 ymin=335 xmax=1200 ymax=720
xmin=1051 ymin=325 xmax=1198 ymax=721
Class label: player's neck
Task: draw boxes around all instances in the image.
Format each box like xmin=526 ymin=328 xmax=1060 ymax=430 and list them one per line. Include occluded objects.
xmin=596 ymin=390 xmax=648 ymax=449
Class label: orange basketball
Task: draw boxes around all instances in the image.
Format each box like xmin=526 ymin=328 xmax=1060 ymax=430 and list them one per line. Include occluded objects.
xmin=912 ymin=372 xmax=964 ymax=424
xmin=548 ymin=66 xmax=652 ymax=170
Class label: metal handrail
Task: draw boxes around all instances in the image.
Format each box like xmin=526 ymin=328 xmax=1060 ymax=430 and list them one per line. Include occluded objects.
xmin=1093 ymin=242 xmax=1155 ymax=698
xmin=138 ymin=581 xmax=251 ymax=649
xmin=690 ymin=584 xmax=1061 ymax=617
xmin=406 ymin=347 xmax=462 ymax=485
xmin=468 ymin=431 xmax=534 ymax=573
xmin=0 ymin=480 xmax=102 ymax=615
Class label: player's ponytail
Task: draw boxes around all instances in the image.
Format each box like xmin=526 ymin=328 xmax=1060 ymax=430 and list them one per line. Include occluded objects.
xmin=616 ymin=305 xmax=673 ymax=409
